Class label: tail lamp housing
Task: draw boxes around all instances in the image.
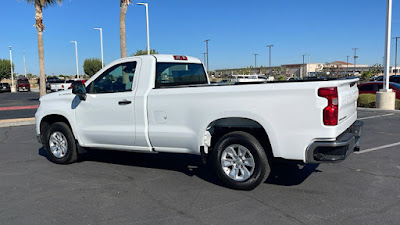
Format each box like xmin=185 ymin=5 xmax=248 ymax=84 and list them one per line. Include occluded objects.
xmin=318 ymin=87 xmax=338 ymax=126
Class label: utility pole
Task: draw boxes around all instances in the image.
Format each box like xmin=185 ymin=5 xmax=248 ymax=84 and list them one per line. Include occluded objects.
xmin=202 ymin=53 xmax=207 ymax=66
xmin=266 ymin=45 xmax=273 ymax=76
xmin=254 ymin=54 xmax=258 ymax=73
xmin=302 ymin=54 xmax=307 ymax=78
xmin=204 ymin=39 xmax=210 ymax=72
xmin=23 ymin=50 xmax=27 ymax=77
xmin=393 ymin=37 xmax=400 ymax=75
xmin=352 ymin=48 xmax=359 ymax=75
xmin=346 ymin=56 xmax=350 ymax=75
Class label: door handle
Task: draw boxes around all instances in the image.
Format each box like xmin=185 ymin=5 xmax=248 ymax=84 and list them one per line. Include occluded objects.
xmin=118 ymin=99 xmax=132 ymax=105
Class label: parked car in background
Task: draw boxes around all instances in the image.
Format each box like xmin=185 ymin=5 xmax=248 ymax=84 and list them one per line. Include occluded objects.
xmin=68 ymin=79 xmax=87 ymax=90
xmin=16 ymin=77 xmax=31 ymax=92
xmin=371 ymin=75 xmax=400 ymax=83
xmin=0 ymin=83 xmax=11 ymax=93
xmin=46 ymin=77 xmax=63 ymax=91
xmin=50 ymin=80 xmax=73 ymax=92
xmin=358 ymin=82 xmax=400 ymax=99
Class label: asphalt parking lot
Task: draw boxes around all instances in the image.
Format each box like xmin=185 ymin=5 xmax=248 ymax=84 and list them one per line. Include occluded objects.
xmin=0 ymin=91 xmax=39 ymax=120
xmin=0 ymin=109 xmax=399 ymax=225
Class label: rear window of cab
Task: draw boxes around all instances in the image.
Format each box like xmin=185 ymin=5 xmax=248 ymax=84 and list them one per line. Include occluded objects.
xmin=155 ymin=63 xmax=208 ymax=88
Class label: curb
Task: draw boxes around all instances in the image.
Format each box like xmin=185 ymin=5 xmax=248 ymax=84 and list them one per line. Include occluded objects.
xmin=357 ymin=107 xmax=400 ymax=114
xmin=0 ymin=118 xmax=35 ymax=128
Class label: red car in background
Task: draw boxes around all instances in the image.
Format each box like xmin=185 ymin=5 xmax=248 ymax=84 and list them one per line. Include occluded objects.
xmin=16 ymin=77 xmax=31 ymax=92
xmin=358 ymin=82 xmax=400 ymax=99
xmin=68 ymin=79 xmax=87 ymax=90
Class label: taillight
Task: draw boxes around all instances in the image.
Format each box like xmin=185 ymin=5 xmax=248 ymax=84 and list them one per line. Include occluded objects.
xmin=318 ymin=87 xmax=338 ymax=126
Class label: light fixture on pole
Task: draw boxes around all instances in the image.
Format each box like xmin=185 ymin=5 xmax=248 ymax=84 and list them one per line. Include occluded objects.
xmin=94 ymin=28 xmax=104 ymax=68
xmin=352 ymin=48 xmax=359 ymax=75
xmin=266 ymin=45 xmax=273 ymax=76
xmin=70 ymin=41 xmax=79 ymax=79
xmin=9 ymin=46 xmax=16 ymax=92
xmin=137 ymin=3 xmax=150 ymax=55
xmin=204 ymin=39 xmax=210 ymax=72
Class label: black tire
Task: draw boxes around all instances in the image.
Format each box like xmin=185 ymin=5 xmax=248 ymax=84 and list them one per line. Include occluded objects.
xmin=44 ymin=122 xmax=78 ymax=164
xmin=211 ymin=131 xmax=270 ymax=190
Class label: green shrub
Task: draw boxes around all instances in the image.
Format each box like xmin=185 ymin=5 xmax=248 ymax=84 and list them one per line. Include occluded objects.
xmin=275 ymin=75 xmax=287 ymax=81
xmin=357 ymin=94 xmax=376 ymax=108
xmin=396 ymin=99 xmax=400 ymax=110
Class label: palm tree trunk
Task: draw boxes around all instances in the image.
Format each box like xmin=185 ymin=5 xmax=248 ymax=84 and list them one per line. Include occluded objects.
xmin=120 ymin=1 xmax=128 ymax=58
xmin=35 ymin=2 xmax=46 ymax=97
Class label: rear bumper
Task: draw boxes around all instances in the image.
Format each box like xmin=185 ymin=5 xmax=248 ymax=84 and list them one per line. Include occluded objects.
xmin=305 ymin=120 xmax=364 ymax=163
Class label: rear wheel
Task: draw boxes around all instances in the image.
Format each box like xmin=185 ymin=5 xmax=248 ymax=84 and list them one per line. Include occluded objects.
xmin=44 ymin=122 xmax=78 ymax=164
xmin=211 ymin=131 xmax=270 ymax=190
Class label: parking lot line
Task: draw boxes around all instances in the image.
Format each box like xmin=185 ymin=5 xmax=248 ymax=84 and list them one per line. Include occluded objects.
xmin=355 ymin=141 xmax=400 ymax=154
xmin=0 ymin=117 xmax=35 ymax=127
xmin=358 ymin=113 xmax=394 ymax=120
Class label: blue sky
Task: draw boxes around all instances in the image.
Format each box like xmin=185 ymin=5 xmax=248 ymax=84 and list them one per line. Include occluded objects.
xmin=1 ymin=0 xmax=399 ymax=75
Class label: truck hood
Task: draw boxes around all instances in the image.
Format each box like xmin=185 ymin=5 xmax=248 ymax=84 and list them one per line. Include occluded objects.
xmin=39 ymin=90 xmax=74 ymax=102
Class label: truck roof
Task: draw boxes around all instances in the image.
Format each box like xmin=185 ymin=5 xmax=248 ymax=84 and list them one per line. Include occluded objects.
xmin=109 ymin=54 xmax=202 ymax=65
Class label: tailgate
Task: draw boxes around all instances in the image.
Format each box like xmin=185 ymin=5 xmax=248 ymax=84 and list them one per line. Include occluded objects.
xmin=337 ymin=79 xmax=359 ymax=124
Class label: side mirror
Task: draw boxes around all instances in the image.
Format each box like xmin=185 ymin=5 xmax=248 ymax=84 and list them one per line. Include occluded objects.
xmin=72 ymin=82 xmax=87 ymax=101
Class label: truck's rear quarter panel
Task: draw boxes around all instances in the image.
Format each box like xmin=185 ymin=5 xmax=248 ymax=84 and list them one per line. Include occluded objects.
xmin=147 ymin=78 xmax=359 ymax=162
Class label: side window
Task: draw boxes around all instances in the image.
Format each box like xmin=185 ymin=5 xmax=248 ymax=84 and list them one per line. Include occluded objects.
xmin=86 ymin=62 xmax=136 ymax=94
xmin=375 ymin=84 xmax=383 ymax=91
xmin=359 ymin=84 xmax=374 ymax=91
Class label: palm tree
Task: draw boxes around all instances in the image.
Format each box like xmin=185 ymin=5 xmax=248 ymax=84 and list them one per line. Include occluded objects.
xmin=24 ymin=0 xmax=63 ymax=97
xmin=120 ymin=0 xmax=132 ymax=58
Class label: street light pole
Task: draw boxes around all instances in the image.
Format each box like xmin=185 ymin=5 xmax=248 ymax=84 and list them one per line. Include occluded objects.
xmin=23 ymin=50 xmax=27 ymax=77
xmin=137 ymin=3 xmax=150 ymax=55
xmin=254 ymin=54 xmax=258 ymax=73
xmin=352 ymin=48 xmax=359 ymax=75
xmin=204 ymin=39 xmax=210 ymax=72
xmin=266 ymin=45 xmax=273 ymax=76
xmin=376 ymin=0 xmax=395 ymax=110
xmin=202 ymin=53 xmax=207 ymax=65
xmin=393 ymin=37 xmax=400 ymax=75
xmin=9 ymin=46 xmax=15 ymax=92
xmin=70 ymin=41 xmax=79 ymax=79
xmin=346 ymin=56 xmax=350 ymax=75
xmin=94 ymin=28 xmax=104 ymax=68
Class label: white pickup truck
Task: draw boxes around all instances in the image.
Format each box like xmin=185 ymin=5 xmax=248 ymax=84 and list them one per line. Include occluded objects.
xmin=50 ymin=80 xmax=73 ymax=92
xmin=35 ymin=54 xmax=363 ymax=190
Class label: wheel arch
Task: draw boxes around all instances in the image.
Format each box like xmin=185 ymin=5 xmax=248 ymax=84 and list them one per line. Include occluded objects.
xmin=200 ymin=117 xmax=277 ymax=159
xmin=39 ymin=114 xmax=76 ymax=144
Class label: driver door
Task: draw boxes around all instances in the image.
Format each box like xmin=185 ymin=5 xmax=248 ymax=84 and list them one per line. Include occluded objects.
xmin=74 ymin=61 xmax=138 ymax=148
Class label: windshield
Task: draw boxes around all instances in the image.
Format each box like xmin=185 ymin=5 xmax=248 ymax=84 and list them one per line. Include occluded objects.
xmin=155 ymin=63 xmax=208 ymax=88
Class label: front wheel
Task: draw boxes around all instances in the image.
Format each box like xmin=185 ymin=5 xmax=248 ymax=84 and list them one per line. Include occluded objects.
xmin=211 ymin=131 xmax=270 ymax=190
xmin=44 ymin=122 xmax=78 ymax=164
